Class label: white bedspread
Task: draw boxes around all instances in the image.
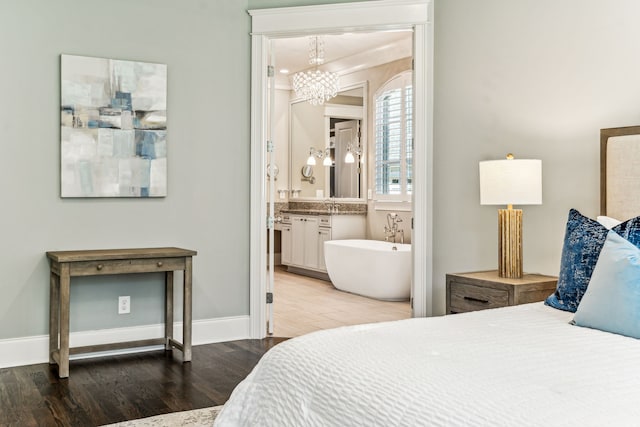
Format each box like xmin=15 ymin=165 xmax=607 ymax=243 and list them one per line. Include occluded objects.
xmin=214 ymin=303 xmax=640 ymax=426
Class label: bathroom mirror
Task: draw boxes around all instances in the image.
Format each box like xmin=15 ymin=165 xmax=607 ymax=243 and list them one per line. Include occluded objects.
xmin=289 ymin=83 xmax=366 ymax=200
xmin=267 ymin=163 xmax=279 ymax=179
xmin=300 ymin=165 xmax=316 ymax=184
xmin=301 ymin=165 xmax=313 ymax=178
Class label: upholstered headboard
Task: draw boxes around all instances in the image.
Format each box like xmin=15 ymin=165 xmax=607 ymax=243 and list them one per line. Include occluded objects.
xmin=601 ymin=125 xmax=640 ymax=220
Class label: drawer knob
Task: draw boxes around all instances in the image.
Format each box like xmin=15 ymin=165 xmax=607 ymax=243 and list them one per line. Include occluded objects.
xmin=157 ymin=261 xmax=163 ymax=267
xmin=96 ymin=264 xmax=103 ymax=271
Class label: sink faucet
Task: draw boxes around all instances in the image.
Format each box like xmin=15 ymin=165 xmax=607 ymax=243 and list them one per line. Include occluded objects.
xmin=384 ymin=212 xmax=404 ymax=244
xmin=325 ymin=198 xmax=339 ymax=214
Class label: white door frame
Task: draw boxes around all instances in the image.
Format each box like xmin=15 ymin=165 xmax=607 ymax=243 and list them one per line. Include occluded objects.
xmin=248 ymin=0 xmax=434 ymax=338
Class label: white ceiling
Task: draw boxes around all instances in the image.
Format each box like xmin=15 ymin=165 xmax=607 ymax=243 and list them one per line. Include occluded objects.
xmin=272 ymin=30 xmax=413 ymax=89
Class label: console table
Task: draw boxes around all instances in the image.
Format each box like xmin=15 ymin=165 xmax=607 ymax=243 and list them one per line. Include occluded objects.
xmin=46 ymin=247 xmax=197 ymax=378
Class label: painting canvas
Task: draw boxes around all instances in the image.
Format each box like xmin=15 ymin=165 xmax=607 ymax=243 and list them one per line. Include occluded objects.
xmin=60 ymin=54 xmax=167 ymax=197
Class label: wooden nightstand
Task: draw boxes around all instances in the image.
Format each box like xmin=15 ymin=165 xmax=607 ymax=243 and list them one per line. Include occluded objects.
xmin=446 ymin=270 xmax=557 ymax=314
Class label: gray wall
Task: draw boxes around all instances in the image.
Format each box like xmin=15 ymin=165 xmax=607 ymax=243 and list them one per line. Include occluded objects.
xmin=433 ymin=0 xmax=640 ymax=314
xmin=0 ymin=0 xmax=371 ymax=344
xmin=0 ymin=0 xmax=253 ymax=339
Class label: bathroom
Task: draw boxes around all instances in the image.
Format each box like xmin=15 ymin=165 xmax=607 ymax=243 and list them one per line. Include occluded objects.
xmin=266 ymin=31 xmax=414 ymax=336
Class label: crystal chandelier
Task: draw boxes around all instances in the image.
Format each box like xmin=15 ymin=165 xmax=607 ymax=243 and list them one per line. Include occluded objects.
xmin=293 ymin=37 xmax=339 ymax=106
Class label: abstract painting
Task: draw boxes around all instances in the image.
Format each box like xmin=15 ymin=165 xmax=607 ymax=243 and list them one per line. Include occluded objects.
xmin=60 ymin=54 xmax=167 ymax=197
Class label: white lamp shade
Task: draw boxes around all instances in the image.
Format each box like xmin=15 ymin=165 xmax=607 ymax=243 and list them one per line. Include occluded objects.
xmin=307 ymin=155 xmax=316 ymax=166
xmin=479 ymin=159 xmax=542 ymax=205
xmin=344 ymin=151 xmax=355 ymax=163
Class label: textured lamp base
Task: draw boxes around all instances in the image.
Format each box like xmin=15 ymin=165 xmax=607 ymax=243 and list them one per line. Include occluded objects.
xmin=498 ymin=208 xmax=523 ymax=278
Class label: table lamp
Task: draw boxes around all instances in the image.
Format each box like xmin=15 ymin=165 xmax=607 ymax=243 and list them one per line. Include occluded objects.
xmin=479 ymin=154 xmax=542 ymax=278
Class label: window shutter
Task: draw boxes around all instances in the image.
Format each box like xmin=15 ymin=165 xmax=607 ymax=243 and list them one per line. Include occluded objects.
xmin=374 ymin=72 xmax=413 ymax=197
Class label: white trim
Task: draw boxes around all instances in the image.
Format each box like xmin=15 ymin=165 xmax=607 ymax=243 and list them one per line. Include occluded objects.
xmin=0 ymin=316 xmax=250 ymax=369
xmin=250 ymin=34 xmax=269 ymax=339
xmin=249 ymin=1 xmax=430 ymax=35
xmin=411 ymin=19 xmax=434 ymax=317
xmin=324 ymin=105 xmax=363 ymax=119
xmin=249 ymin=0 xmax=434 ymax=338
xmin=374 ymin=200 xmax=413 ymax=212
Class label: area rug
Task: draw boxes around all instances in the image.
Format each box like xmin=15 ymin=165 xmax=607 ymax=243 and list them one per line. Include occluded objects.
xmin=101 ymin=405 xmax=223 ymax=427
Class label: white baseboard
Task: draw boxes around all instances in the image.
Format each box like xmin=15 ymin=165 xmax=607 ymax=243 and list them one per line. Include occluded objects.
xmin=0 ymin=315 xmax=251 ymax=369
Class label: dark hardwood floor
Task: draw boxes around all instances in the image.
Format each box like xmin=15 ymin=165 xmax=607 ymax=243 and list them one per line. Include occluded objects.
xmin=0 ymin=338 xmax=286 ymax=427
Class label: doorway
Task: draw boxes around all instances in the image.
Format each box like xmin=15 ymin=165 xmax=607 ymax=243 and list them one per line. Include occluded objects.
xmin=271 ymin=32 xmax=414 ymax=336
xmin=248 ymin=1 xmax=434 ymax=339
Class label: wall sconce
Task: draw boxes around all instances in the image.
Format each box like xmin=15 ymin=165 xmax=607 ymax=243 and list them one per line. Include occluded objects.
xmin=344 ymin=144 xmax=363 ymax=164
xmin=307 ymin=147 xmax=332 ymax=166
xmin=479 ymin=153 xmax=542 ymax=279
xmin=322 ymin=148 xmax=333 ymax=166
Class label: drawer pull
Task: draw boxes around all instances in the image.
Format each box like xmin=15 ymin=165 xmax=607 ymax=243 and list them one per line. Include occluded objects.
xmin=96 ymin=264 xmax=103 ymax=271
xmin=157 ymin=262 xmax=163 ymax=267
xmin=464 ymin=296 xmax=489 ymax=304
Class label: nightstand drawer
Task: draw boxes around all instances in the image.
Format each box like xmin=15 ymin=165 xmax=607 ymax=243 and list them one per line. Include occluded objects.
xmin=449 ymin=282 xmax=509 ymax=313
xmin=446 ymin=271 xmax=558 ymax=314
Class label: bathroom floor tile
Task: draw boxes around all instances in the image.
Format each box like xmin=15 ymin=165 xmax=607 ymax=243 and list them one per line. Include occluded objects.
xmin=272 ymin=266 xmax=411 ymax=338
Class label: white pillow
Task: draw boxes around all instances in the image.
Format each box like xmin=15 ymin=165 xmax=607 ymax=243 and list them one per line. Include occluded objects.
xmin=597 ymin=215 xmax=622 ymax=229
xmin=573 ymin=230 xmax=640 ymax=339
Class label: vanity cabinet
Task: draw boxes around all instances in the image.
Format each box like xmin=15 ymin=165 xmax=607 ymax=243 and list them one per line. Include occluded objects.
xmin=282 ymin=213 xmax=365 ymax=275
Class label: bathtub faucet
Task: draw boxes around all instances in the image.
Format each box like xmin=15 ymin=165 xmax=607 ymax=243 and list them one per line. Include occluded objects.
xmin=384 ymin=213 xmax=404 ymax=244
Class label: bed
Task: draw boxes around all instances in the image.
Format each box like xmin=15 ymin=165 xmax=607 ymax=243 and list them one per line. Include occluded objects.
xmin=214 ymin=126 xmax=640 ymax=426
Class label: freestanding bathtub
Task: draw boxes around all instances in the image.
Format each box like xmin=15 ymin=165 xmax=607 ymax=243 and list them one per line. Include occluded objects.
xmin=324 ymin=239 xmax=411 ymax=301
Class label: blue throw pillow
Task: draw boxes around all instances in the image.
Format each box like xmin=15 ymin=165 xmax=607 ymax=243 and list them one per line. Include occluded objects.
xmin=573 ymin=231 xmax=640 ymax=339
xmin=612 ymin=216 xmax=640 ymax=248
xmin=545 ymin=209 xmax=609 ymax=312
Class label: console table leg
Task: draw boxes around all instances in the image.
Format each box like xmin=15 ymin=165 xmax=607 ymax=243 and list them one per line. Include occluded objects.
xmin=183 ymin=257 xmax=193 ymax=362
xmin=58 ymin=263 xmax=70 ymax=378
xmin=49 ymin=272 xmax=59 ymax=364
xmin=165 ymin=271 xmax=174 ymax=351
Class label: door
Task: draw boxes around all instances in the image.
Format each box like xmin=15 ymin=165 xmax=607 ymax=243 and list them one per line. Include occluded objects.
xmin=291 ymin=216 xmax=305 ymax=267
xmin=289 ymin=216 xmax=319 ymax=269
xmin=303 ymin=216 xmax=319 ymax=268
xmin=334 ymin=120 xmax=360 ymax=198
xmin=266 ymin=41 xmax=277 ymax=335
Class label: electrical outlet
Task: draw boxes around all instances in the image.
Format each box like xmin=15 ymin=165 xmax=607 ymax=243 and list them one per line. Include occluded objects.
xmin=118 ymin=296 xmax=131 ymax=314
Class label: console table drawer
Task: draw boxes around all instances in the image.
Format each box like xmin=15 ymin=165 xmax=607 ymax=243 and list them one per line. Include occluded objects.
xmin=68 ymin=257 xmax=186 ymax=276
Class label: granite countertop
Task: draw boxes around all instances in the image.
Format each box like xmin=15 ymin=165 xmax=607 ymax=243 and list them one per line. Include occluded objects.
xmin=281 ymin=209 xmax=366 ymax=216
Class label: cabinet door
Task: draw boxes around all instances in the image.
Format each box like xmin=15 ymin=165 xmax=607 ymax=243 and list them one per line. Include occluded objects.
xmin=303 ymin=217 xmax=319 ymax=268
xmin=317 ymin=228 xmax=331 ymax=271
xmin=291 ymin=217 xmax=305 ymax=267
xmin=281 ymin=224 xmax=292 ymax=265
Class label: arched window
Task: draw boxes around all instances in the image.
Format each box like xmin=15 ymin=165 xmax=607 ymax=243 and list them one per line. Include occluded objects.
xmin=374 ymin=71 xmax=412 ymax=200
